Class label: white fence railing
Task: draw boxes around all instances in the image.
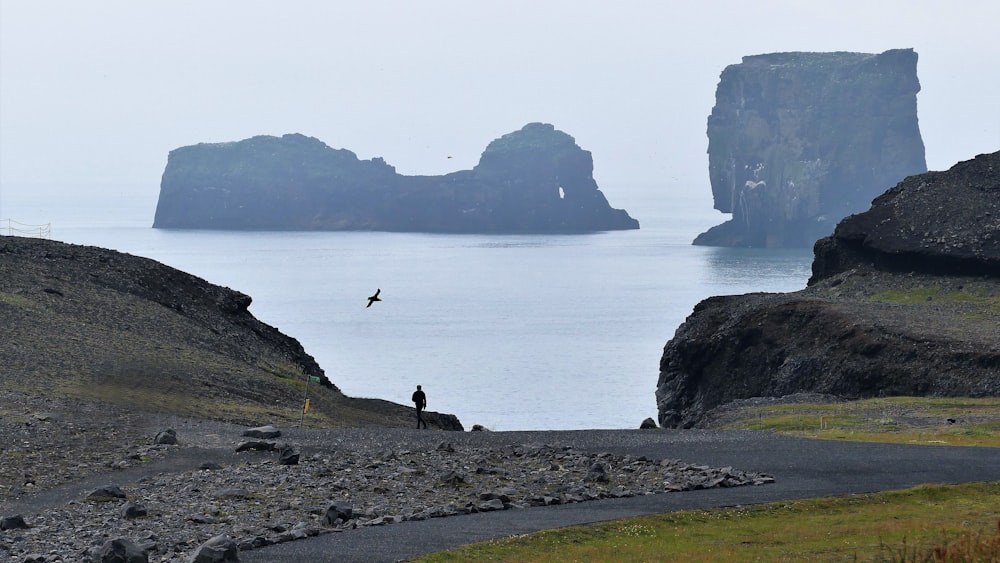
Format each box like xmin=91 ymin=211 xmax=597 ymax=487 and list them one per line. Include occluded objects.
xmin=1 ymin=219 xmax=52 ymax=238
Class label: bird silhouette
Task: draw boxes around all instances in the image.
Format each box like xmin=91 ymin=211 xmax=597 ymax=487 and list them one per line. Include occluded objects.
xmin=366 ymin=288 xmax=382 ymax=308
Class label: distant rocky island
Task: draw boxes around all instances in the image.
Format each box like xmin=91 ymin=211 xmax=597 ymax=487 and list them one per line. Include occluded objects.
xmin=658 ymin=151 xmax=1000 ymax=428
xmin=695 ymin=48 xmax=927 ymax=248
xmin=152 ymin=123 xmax=639 ymax=233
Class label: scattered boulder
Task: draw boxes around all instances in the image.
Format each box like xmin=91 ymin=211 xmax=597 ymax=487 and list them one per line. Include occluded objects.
xmin=121 ymin=501 xmax=148 ymax=519
xmin=235 ymin=441 xmax=275 ymax=453
xmin=277 ymin=445 xmax=299 ymax=466
xmin=470 ymin=424 xmax=489 ymax=431
xmin=154 ymin=428 xmax=178 ymax=445
xmin=213 ymin=488 xmax=252 ymax=499
xmin=89 ymin=537 xmax=149 ymax=563
xmin=584 ymin=463 xmax=610 ymax=483
xmin=187 ymin=535 xmax=239 ymax=563
xmin=1 ymin=514 xmax=28 ymax=530
xmin=439 ymin=470 xmax=467 ymax=486
xmin=199 ymin=461 xmax=223 ymax=471
xmin=323 ymin=502 xmax=354 ymax=526
xmin=87 ymin=485 xmax=127 ymax=500
xmin=639 ymin=417 xmax=657 ymax=429
xmin=242 ymin=425 xmax=281 ymax=439
xmin=478 ymin=498 xmax=506 ymax=512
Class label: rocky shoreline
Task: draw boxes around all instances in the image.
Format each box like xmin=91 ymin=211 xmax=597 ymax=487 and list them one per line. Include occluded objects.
xmin=1 ymin=397 xmax=772 ymax=563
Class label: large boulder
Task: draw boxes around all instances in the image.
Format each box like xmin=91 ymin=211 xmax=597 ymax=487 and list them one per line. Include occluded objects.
xmin=695 ymin=49 xmax=927 ymax=248
xmin=89 ymin=537 xmax=149 ymax=563
xmin=658 ymin=152 xmax=1000 ymax=428
xmin=153 ymin=123 xmax=638 ymax=233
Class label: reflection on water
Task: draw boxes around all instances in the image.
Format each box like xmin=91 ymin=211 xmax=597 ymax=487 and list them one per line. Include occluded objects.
xmin=705 ymin=246 xmax=814 ymax=292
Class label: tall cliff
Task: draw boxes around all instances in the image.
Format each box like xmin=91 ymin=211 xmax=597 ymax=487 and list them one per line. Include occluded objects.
xmin=153 ymin=123 xmax=639 ymax=233
xmin=658 ymin=151 xmax=1000 ymax=429
xmin=694 ymin=48 xmax=927 ymax=248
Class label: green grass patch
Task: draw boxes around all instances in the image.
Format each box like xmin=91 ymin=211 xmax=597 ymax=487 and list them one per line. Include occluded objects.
xmin=871 ymin=285 xmax=941 ymax=304
xmin=0 ymin=290 xmax=34 ymax=309
xmin=417 ymin=482 xmax=1000 ymax=562
xmin=719 ymin=397 xmax=1000 ymax=447
xmin=871 ymin=286 xmax=1000 ymax=310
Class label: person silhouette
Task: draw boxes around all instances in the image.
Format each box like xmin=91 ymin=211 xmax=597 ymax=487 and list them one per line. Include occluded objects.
xmin=412 ymin=385 xmax=427 ymax=429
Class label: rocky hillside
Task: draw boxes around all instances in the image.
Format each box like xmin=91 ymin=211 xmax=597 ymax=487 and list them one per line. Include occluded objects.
xmin=153 ymin=123 xmax=639 ymax=233
xmin=0 ymin=236 xmax=462 ymax=430
xmin=695 ymin=49 xmax=927 ymax=248
xmin=658 ymin=151 xmax=1000 ymax=428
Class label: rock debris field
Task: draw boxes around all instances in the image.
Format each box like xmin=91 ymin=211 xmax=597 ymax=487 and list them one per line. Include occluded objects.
xmin=1 ymin=407 xmax=773 ymax=562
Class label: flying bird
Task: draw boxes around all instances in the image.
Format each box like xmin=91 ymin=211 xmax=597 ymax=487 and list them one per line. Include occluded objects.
xmin=366 ymin=288 xmax=382 ymax=308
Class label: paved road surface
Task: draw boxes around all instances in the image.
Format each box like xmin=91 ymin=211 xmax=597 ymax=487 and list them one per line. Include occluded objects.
xmin=240 ymin=429 xmax=1000 ymax=562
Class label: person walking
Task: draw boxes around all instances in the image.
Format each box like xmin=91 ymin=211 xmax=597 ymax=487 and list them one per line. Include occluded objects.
xmin=412 ymin=385 xmax=427 ymax=429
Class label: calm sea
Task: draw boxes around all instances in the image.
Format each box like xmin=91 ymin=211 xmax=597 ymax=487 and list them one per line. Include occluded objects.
xmin=2 ymin=185 xmax=813 ymax=430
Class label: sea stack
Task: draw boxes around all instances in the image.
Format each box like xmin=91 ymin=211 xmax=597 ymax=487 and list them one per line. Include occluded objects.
xmin=658 ymin=151 xmax=1000 ymax=429
xmin=694 ymin=48 xmax=927 ymax=248
xmin=152 ymin=123 xmax=639 ymax=234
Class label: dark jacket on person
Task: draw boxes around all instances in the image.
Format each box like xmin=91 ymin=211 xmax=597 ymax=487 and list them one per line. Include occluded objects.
xmin=412 ymin=390 xmax=426 ymax=410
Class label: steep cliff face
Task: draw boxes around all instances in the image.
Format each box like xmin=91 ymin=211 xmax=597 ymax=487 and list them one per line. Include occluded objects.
xmin=695 ymin=49 xmax=927 ymax=248
xmin=658 ymin=152 xmax=1000 ymax=428
xmin=153 ymin=123 xmax=638 ymax=233
xmin=812 ymin=151 xmax=1000 ymax=280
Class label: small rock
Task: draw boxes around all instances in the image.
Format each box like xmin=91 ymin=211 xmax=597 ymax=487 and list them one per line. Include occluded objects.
xmin=154 ymin=429 xmax=178 ymax=445
xmin=278 ymin=445 xmax=299 ymax=466
xmin=199 ymin=462 xmax=223 ymax=470
xmin=187 ymin=534 xmax=239 ymax=563
xmin=242 ymin=425 xmax=281 ymax=439
xmin=235 ymin=441 xmax=275 ymax=452
xmin=639 ymin=417 xmax=658 ymax=429
xmin=121 ymin=501 xmax=148 ymax=519
xmin=87 ymin=485 xmax=127 ymax=500
xmin=324 ymin=502 xmax=353 ymax=525
xmin=439 ymin=470 xmax=466 ymax=485
xmin=584 ymin=463 xmax=609 ymax=483
xmin=89 ymin=537 xmax=149 ymax=563
xmin=213 ymin=488 xmax=251 ymax=499
xmin=0 ymin=514 xmax=28 ymax=530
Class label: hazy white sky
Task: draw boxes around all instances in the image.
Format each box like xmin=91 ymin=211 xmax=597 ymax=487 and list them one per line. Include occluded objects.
xmin=2 ymin=1 xmax=998 ymax=205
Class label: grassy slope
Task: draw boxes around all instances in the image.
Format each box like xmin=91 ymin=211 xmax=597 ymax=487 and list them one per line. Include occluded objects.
xmin=0 ymin=237 xmax=426 ymax=429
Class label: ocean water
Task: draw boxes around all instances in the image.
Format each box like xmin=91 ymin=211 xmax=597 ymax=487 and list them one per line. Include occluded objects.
xmin=2 ymin=185 xmax=813 ymax=430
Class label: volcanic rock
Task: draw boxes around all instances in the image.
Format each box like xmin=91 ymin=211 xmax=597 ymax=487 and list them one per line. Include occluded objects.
xmin=659 ymin=151 xmax=1000 ymax=428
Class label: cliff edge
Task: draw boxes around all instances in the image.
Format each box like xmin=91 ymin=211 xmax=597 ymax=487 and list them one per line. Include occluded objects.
xmin=658 ymin=151 xmax=1000 ymax=428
